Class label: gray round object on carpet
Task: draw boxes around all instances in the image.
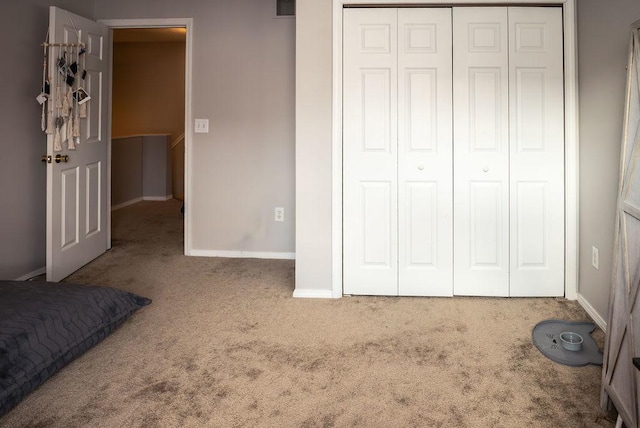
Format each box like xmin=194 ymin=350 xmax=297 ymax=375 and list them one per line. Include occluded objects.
xmin=532 ymin=320 xmax=603 ymax=367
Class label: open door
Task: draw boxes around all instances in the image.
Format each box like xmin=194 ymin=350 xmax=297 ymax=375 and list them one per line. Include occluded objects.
xmin=46 ymin=7 xmax=109 ymax=281
xmin=600 ymin=19 xmax=640 ymax=428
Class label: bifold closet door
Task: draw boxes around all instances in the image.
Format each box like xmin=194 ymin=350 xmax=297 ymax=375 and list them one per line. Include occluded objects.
xmin=343 ymin=8 xmax=399 ymax=296
xmin=453 ymin=7 xmax=565 ymax=297
xmin=453 ymin=8 xmax=510 ymax=296
xmin=507 ymin=7 xmax=564 ymax=297
xmin=343 ymin=8 xmax=453 ymax=296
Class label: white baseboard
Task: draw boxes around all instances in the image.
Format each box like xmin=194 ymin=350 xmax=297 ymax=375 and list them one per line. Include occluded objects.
xmin=292 ymin=288 xmax=335 ymax=299
xmin=577 ymin=292 xmax=607 ymax=333
xmin=144 ymin=195 xmax=173 ymax=201
xmin=112 ymin=195 xmax=174 ymax=211
xmin=111 ymin=197 xmax=144 ymax=211
xmin=190 ymin=250 xmax=295 ymax=260
xmin=16 ymin=267 xmax=46 ymax=281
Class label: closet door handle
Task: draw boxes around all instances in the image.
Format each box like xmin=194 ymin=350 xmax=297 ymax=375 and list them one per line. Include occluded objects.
xmin=418 ymin=165 xmax=424 ymax=171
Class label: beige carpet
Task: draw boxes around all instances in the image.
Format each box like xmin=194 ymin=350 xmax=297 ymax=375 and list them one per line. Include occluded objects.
xmin=1 ymin=200 xmax=616 ymax=427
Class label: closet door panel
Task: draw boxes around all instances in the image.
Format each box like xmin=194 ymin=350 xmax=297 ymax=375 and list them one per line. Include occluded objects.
xmin=453 ymin=8 xmax=510 ymax=296
xmin=343 ymin=9 xmax=399 ymax=295
xmin=508 ymin=7 xmax=564 ymax=296
xmin=398 ymin=8 xmax=453 ymax=296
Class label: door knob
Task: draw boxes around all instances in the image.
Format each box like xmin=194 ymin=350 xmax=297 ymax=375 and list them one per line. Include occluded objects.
xmin=418 ymin=164 xmax=425 ymax=170
xmin=55 ymin=154 xmax=69 ymax=163
xmin=483 ymin=167 xmax=489 ymax=172
xmin=41 ymin=155 xmax=52 ymax=163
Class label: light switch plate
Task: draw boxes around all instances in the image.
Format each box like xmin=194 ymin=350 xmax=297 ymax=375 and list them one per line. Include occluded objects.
xmin=195 ymin=119 xmax=209 ymax=133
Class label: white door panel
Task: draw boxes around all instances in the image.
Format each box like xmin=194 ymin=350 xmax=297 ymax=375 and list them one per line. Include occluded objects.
xmin=47 ymin=7 xmax=109 ymax=281
xmin=343 ymin=9 xmax=398 ymax=295
xmin=508 ymin=7 xmax=564 ymax=296
xmin=398 ymin=8 xmax=453 ymax=296
xmin=453 ymin=8 xmax=510 ymax=296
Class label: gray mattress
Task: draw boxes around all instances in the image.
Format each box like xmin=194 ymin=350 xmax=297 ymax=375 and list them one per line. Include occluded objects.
xmin=0 ymin=280 xmax=150 ymax=416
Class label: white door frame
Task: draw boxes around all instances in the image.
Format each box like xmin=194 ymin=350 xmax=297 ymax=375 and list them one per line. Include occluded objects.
xmin=331 ymin=0 xmax=579 ymax=299
xmin=99 ymin=18 xmax=194 ymax=256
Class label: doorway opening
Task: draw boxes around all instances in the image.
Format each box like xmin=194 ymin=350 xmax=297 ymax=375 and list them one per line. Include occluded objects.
xmin=111 ymin=27 xmax=186 ymax=243
xmin=103 ymin=19 xmax=193 ymax=255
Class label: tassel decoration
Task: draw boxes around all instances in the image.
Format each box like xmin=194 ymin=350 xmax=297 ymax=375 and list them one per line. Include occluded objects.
xmin=61 ymin=87 xmax=70 ymax=116
xmin=80 ymin=102 xmax=87 ymax=118
xmin=73 ymin=110 xmax=80 ymax=138
xmin=55 ymin=84 xmax=63 ymax=109
xmin=53 ymin=128 xmax=62 ymax=152
xmin=54 ymin=117 xmax=64 ymax=151
xmin=46 ymin=108 xmax=54 ymax=135
xmin=67 ymin=116 xmax=74 ymax=145
xmin=67 ymin=117 xmax=75 ymax=150
xmin=67 ymin=88 xmax=73 ymax=115
xmin=41 ymin=104 xmax=46 ymax=132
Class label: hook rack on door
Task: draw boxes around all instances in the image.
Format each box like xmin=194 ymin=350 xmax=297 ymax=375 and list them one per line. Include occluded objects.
xmin=41 ymin=42 xmax=85 ymax=48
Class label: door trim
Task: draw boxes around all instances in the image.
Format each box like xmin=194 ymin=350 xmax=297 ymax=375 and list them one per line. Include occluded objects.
xmin=331 ymin=0 xmax=579 ymax=299
xmin=99 ymin=18 xmax=193 ymax=256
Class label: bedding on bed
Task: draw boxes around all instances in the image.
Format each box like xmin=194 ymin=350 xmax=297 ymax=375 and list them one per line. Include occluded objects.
xmin=0 ymin=280 xmax=151 ymax=416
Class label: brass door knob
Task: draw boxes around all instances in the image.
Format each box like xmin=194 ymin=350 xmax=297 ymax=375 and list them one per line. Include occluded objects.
xmin=41 ymin=155 xmax=52 ymax=163
xmin=55 ymin=154 xmax=69 ymax=163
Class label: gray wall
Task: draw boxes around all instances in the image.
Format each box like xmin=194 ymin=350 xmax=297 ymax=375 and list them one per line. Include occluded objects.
xmin=295 ymin=1 xmax=334 ymax=293
xmin=95 ymin=0 xmax=296 ymax=256
xmin=112 ymin=136 xmax=143 ymax=206
xmin=142 ymin=135 xmax=171 ymax=199
xmin=112 ymin=135 xmax=172 ymax=207
xmin=0 ymin=0 xmax=95 ymax=280
xmin=577 ymin=1 xmax=640 ymax=322
xmin=112 ymin=40 xmax=185 ymax=146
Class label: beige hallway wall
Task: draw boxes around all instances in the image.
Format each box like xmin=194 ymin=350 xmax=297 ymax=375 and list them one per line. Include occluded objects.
xmin=112 ymin=41 xmax=185 ymax=144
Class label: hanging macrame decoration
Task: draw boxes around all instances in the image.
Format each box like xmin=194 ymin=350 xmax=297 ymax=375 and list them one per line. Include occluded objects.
xmin=78 ymin=47 xmax=88 ymax=118
xmin=39 ymin=19 xmax=91 ymax=154
xmin=66 ymin=113 xmax=74 ymax=149
xmin=72 ymin=43 xmax=81 ymax=146
xmin=38 ymin=42 xmax=48 ymax=132
xmin=73 ymin=108 xmax=80 ymax=139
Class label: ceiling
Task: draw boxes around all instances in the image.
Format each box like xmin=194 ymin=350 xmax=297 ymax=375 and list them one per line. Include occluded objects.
xmin=113 ymin=28 xmax=187 ymax=43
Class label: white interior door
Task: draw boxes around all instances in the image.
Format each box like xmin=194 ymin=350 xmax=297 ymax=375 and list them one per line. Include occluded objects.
xmin=343 ymin=8 xmax=399 ymax=295
xmin=397 ymin=9 xmax=453 ymax=296
xmin=46 ymin=7 xmax=109 ymax=282
xmin=508 ymin=7 xmax=564 ymax=296
xmin=453 ymin=8 xmax=510 ymax=296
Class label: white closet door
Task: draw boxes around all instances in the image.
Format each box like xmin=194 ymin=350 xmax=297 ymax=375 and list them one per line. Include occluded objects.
xmin=343 ymin=9 xmax=399 ymax=295
xmin=453 ymin=8 xmax=510 ymax=296
xmin=508 ymin=7 xmax=564 ymax=296
xmin=398 ymin=9 xmax=453 ymax=296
